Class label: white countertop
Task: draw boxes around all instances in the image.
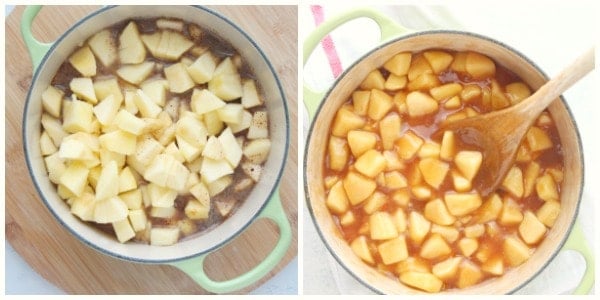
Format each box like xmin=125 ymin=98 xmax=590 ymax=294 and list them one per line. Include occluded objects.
xmin=302 ymin=3 xmax=597 ymax=295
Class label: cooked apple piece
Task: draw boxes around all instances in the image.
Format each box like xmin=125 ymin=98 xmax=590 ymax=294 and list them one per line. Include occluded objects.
xmin=420 ymin=233 xmax=452 ymax=260
xmin=390 ymin=208 xmax=407 ymax=233
xmin=62 ymin=99 xmax=94 ymax=134
xmin=443 ymin=96 xmax=461 ymax=109
xmin=384 ymin=74 xmax=407 ymax=91
xmin=383 ymin=52 xmax=411 ymax=76
xmin=326 ymin=181 xmax=349 ymax=215
xmin=116 ymin=61 xmax=154 ymax=85
xmin=354 ymin=149 xmax=387 ymax=178
xmin=430 ymin=82 xmax=462 ymax=102
xmin=247 ymin=111 xmax=269 ymax=139
xmin=501 ymin=166 xmax=524 ymax=197
xmin=465 ymin=52 xmax=495 ymax=79
xmin=95 ymin=160 xmax=120 ymax=201
xmin=418 ymin=158 xmax=449 ymax=189
xmin=432 ymin=257 xmax=462 ymax=281
xmin=379 ymin=113 xmax=401 ymax=150
xmin=424 ymin=198 xmax=456 ymax=226
xmin=437 ymin=131 xmax=455 ymax=162
xmin=379 ymin=235 xmax=409 ymax=265
xmin=397 ymin=257 xmax=430 ymax=274
xmin=352 ymin=90 xmax=370 ymax=116
xmin=546 ymin=168 xmax=564 ymax=183
xmin=119 ymin=21 xmax=146 ymax=64
xmin=527 ymin=126 xmax=553 ymax=152
xmin=382 ymin=151 xmax=403 ymax=172
xmin=69 ymin=45 xmax=96 ymax=77
xmin=328 ymin=136 xmax=349 ymax=171
xmin=366 ymin=89 xmax=393 ymax=121
xmin=331 ymin=105 xmax=366 ymax=137
xmin=431 ymin=224 xmax=459 ymax=243
xmin=536 ymin=173 xmax=559 ymax=202
xmin=384 ymin=171 xmax=407 ymax=190
xmin=128 ymin=209 xmax=147 ymax=232
xmin=475 ymin=193 xmax=502 ymax=223
xmin=498 ymin=196 xmax=524 ymax=225
xmin=405 ymin=91 xmax=438 ymax=117
xmin=416 ymin=142 xmax=439 ymax=159
xmin=150 ymin=227 xmax=179 ymax=246
xmin=42 ymin=85 xmax=64 ymax=118
xmin=346 ymin=130 xmax=377 ymax=158
xmin=458 ymin=237 xmax=479 ymax=257
xmin=451 ymin=171 xmax=472 ymax=192
xmin=370 ymin=211 xmax=398 ymax=240
xmin=390 ymin=189 xmax=409 ymax=207
xmin=536 ymin=200 xmax=560 ymax=228
xmin=457 ymin=260 xmax=483 ymax=289
xmin=88 ymin=29 xmax=117 ymax=67
xmin=480 ymin=256 xmax=504 ymax=276
xmin=407 ymin=54 xmax=433 ymax=81
xmin=164 ymin=62 xmax=195 ymax=94
xmin=523 ymin=161 xmax=541 ymax=197
xmin=343 ymin=171 xmax=376 ymax=206
xmin=504 ymin=236 xmax=531 ymax=266
xmin=70 ymin=77 xmax=98 ymax=104
xmin=350 ymin=235 xmax=375 ymax=265
xmin=423 ymin=50 xmax=453 ymax=74
xmin=407 ymin=73 xmax=440 ymax=91
xmin=505 ymin=82 xmax=531 ymax=104
xmin=243 ymin=138 xmax=271 ymax=164
xmin=450 ymin=51 xmax=468 ymax=73
xmin=460 ymin=84 xmax=481 ymax=102
xmin=396 ymin=130 xmax=424 ymax=160
xmin=444 ymin=192 xmax=482 ymax=216
xmin=360 ymin=69 xmax=385 ymax=90
xmin=94 ymin=196 xmax=128 ymax=223
xmin=362 ymin=191 xmax=386 ymax=214
xmin=454 ymin=150 xmax=482 ymax=181
xmin=399 ymin=271 xmax=443 ymax=293
xmin=99 ymin=130 xmax=136 ymax=155
xmin=519 ymin=211 xmax=547 ymax=244
xmin=411 ymin=185 xmax=432 ymax=201
xmin=409 ymin=211 xmax=431 ymax=245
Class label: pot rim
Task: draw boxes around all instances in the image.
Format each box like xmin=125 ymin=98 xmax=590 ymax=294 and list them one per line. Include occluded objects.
xmin=23 ymin=5 xmax=290 ymax=263
xmin=304 ymin=29 xmax=584 ymax=294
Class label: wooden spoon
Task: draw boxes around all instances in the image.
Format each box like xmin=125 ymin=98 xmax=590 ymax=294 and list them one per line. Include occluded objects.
xmin=437 ymin=48 xmax=594 ymax=197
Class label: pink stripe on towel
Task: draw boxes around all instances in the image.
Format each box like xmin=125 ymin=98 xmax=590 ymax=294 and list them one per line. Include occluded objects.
xmin=311 ymin=5 xmax=343 ymax=78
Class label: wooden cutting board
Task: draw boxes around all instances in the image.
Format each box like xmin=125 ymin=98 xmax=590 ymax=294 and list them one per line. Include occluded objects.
xmin=5 ymin=5 xmax=298 ymax=294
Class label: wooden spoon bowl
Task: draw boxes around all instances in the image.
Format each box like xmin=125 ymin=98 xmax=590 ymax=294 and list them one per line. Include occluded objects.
xmin=305 ymin=31 xmax=585 ymax=294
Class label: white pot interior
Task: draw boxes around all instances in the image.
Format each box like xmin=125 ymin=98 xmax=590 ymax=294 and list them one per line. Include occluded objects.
xmin=24 ymin=5 xmax=289 ymax=263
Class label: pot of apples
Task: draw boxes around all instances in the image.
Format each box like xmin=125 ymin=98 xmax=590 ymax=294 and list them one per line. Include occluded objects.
xmin=21 ymin=5 xmax=291 ymax=294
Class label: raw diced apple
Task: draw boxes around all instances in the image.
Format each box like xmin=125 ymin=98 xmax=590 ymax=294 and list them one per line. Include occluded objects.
xmin=209 ymin=59 xmax=243 ymax=100
xmin=396 ymin=130 xmax=424 ymax=159
xmin=141 ymin=79 xmax=167 ymax=107
xmin=241 ymin=162 xmax=262 ymax=182
xmin=343 ymin=171 xmax=376 ymax=205
xmin=88 ymin=29 xmax=117 ymax=67
xmin=420 ymin=233 xmax=452 ymax=259
xmin=444 ymin=192 xmax=482 ymax=216
xmin=218 ymin=127 xmax=243 ymax=167
xmin=92 ymin=95 xmax=119 ymax=126
xmin=504 ymin=236 xmax=531 ymax=266
xmin=205 ymin=175 xmax=232 ymax=197
xmin=99 ymin=130 xmax=136 ymax=155
xmin=116 ymin=61 xmax=155 ymax=85
xmin=93 ymin=78 xmax=123 ymax=105
xmin=409 ymin=211 xmax=431 ymax=245
xmin=190 ymin=88 xmax=226 ymax=115
xmin=519 ymin=211 xmax=547 ymax=244
xmin=370 ymin=211 xmax=398 ymax=240
xmin=383 ymin=52 xmax=411 ymax=76
xmin=536 ymin=173 xmax=559 ymax=201
xmin=243 ymin=138 xmax=271 ymax=164
xmin=218 ymin=104 xmax=244 ymax=125
xmin=157 ymin=30 xmax=194 ymax=61
xmin=350 ymin=235 xmax=374 ymax=264
xmin=175 ymin=115 xmax=208 ymax=148
xmin=94 ymin=196 xmax=128 ymax=223
xmin=360 ymin=69 xmax=385 ymax=90
xmin=58 ymin=138 xmax=95 ymax=161
xmin=407 ymin=55 xmax=433 ymax=81
xmin=184 ymin=199 xmax=209 ymax=220
xmin=457 ymin=260 xmax=483 ymax=288
xmin=70 ymin=78 xmax=98 ymax=104
xmin=120 ymin=188 xmax=142 ymax=210
xmin=406 ymin=91 xmax=438 ymax=117
xmin=146 ymin=183 xmax=176 ymax=208
xmin=95 ymin=160 xmax=119 ymax=201
xmin=113 ymin=109 xmax=145 ymax=135
xmin=367 ymin=89 xmax=393 ymax=121
xmin=59 ymin=162 xmax=89 ymax=197
xmin=379 ymin=113 xmax=401 ymax=150
xmin=378 ymin=235 xmax=409 ymax=265
xmin=40 ymin=131 xmax=58 ymax=155
xmin=418 ymin=158 xmax=449 ymax=189
xmin=202 ymin=136 xmax=225 ymax=160
xmin=502 ymin=166 xmax=524 ymax=197
xmin=70 ymin=192 xmax=96 ymax=221
xmin=186 ymin=51 xmax=216 ymax=84
xmin=499 ymin=196 xmax=523 ymax=225
xmin=62 ymin=99 xmax=94 ymax=133
xmin=240 ymin=79 xmax=264 ymax=109
xmin=454 ymin=151 xmax=482 ymax=181
xmin=150 ymin=227 xmax=180 ymax=246
xmin=424 ymin=198 xmax=456 ymax=226
xmin=164 ymin=62 xmax=195 ymax=94
xmin=45 ymin=152 xmax=66 ymax=184
xmin=69 ymin=46 xmax=96 ymax=77
xmin=119 ymin=21 xmax=146 ymax=64
xmin=201 ymin=157 xmax=234 ymax=183
xmin=41 ymin=85 xmax=64 ymax=118
xmin=465 ymin=52 xmax=495 ymax=79
xmin=399 ymin=271 xmax=443 ymax=293
xmin=128 ymin=209 xmax=147 ymax=232
xmin=247 ymin=111 xmax=269 ymax=139
xmin=113 ymin=219 xmax=135 ymax=243
xmin=423 ymin=50 xmax=453 ymax=74
xmin=331 ymin=106 xmax=366 ymax=137
xmin=354 ymin=149 xmax=387 ymax=178
xmin=140 ymin=31 xmax=161 ymax=56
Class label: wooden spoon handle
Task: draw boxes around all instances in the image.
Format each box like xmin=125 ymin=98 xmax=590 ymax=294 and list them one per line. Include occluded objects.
xmin=519 ymin=48 xmax=595 ymax=116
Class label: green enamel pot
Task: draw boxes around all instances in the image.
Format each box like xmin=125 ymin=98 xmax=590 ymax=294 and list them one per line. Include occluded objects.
xmin=22 ymin=5 xmax=291 ymax=294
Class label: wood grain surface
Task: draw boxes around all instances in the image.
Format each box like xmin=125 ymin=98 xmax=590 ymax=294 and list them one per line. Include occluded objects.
xmin=4 ymin=5 xmax=298 ymax=294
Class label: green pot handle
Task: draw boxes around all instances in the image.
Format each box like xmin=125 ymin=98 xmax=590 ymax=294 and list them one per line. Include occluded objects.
xmin=303 ymin=7 xmax=411 ymax=120
xmin=560 ymin=219 xmax=594 ymax=294
xmin=170 ymin=188 xmax=292 ymax=294
xmin=20 ymin=5 xmax=53 ymax=72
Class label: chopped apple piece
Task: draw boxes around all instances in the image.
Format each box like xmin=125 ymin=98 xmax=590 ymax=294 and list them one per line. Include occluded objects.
xmin=396 ymin=130 xmax=424 ymax=160
xmin=417 ymin=142 xmax=440 ymax=159
xmin=432 ymin=257 xmax=462 ymax=281
xmin=328 ymin=136 xmax=349 ymax=171
xmin=458 ymin=237 xmax=479 ymax=257
xmin=431 ymin=224 xmax=459 ymax=243
xmin=363 ymin=191 xmax=387 ymax=214
xmin=536 ymin=173 xmax=559 ymax=201
xmin=407 ymin=54 xmax=433 ymax=81
xmin=354 ymin=149 xmax=387 ymax=178
xmin=185 ymin=198 xmax=210 ymax=220
xmin=360 ymin=69 xmax=385 ymax=90
xmin=383 ymin=52 xmax=411 ymax=76
xmin=367 ymin=89 xmax=393 ymax=121
xmin=406 ymin=91 xmax=438 ymax=117
xmin=347 ymin=130 xmax=377 ymax=158
xmin=379 ymin=113 xmax=401 ymax=150
xmin=536 ymin=200 xmax=560 ymax=227
xmin=352 ymin=90 xmax=370 ymax=115
xmin=209 ymin=58 xmax=243 ymax=100
xmin=384 ymin=74 xmax=407 ymax=91
xmin=420 ymin=233 xmax=452 ymax=259
xmin=69 ymin=46 xmax=96 ymax=77
xmin=331 ymin=105 xmax=365 ymax=137
xmin=163 ymin=62 xmax=195 ymax=93
xmin=187 ymin=51 xmax=216 ymax=84
xmin=409 ymin=211 xmax=431 ymax=245
xmin=457 ymin=260 xmax=483 ymax=288
xmin=205 ymin=175 xmax=232 ymax=197
xmin=141 ymin=79 xmax=167 ymax=107
xmin=70 ymin=192 xmax=96 ymax=221
xmin=140 ymin=32 xmax=161 ymax=57
xmin=370 ymin=211 xmax=398 ymax=240
xmin=88 ymin=29 xmax=117 ymax=67
xmin=218 ymin=127 xmax=243 ymax=167
xmin=218 ymin=104 xmax=244 ymax=125
xmin=190 ymin=88 xmax=226 ymax=116
xmin=502 ymin=166 xmax=524 ymax=197
xmin=499 ymin=196 xmax=524 ymax=225
xmin=150 ymin=227 xmax=180 ymax=246
xmin=156 ymin=30 xmax=194 ymax=61
xmin=94 ymin=196 xmax=128 ymax=223
xmin=519 ymin=211 xmax=547 ymax=244
xmin=350 ymin=235 xmax=374 ymax=264
xmin=228 ymin=110 xmax=252 ymax=134
xmin=243 ymin=138 xmax=271 ymax=164
xmin=465 ymin=52 xmax=495 ymax=79
xmin=117 ymin=62 xmax=155 ymax=85
xmin=95 ymin=160 xmax=120 ymax=201
xmin=247 ymin=111 xmax=269 ymax=139
xmin=40 ymin=131 xmax=58 ymax=155
xmin=523 ymin=161 xmax=541 ymax=197
xmin=444 ymin=192 xmax=482 ymax=216
xmin=454 ymin=151 xmax=483 ymax=181
xmin=379 ymin=236 xmax=409 ymax=265
xmin=475 ymin=193 xmax=502 ymax=223
xmin=120 ymin=189 xmax=142 ymax=210
xmin=201 ymin=157 xmax=234 ymax=183
xmin=343 ymin=171 xmax=376 ymax=205
xmin=407 ymin=73 xmax=440 ymax=91
xmin=99 ymin=130 xmax=136 ymax=155
xmin=384 ymin=171 xmax=407 ymax=189
xmin=70 ymin=78 xmax=98 ymax=104
xmin=506 ymin=82 xmax=531 ymax=104
xmin=418 ymin=158 xmax=449 ymax=189
xmin=423 ymin=50 xmax=453 ymax=74
xmin=58 ymin=162 xmax=89 ymax=197
xmin=326 ymin=181 xmax=349 ymax=215
xmin=113 ymin=219 xmax=135 ymax=243
xmin=119 ymin=21 xmax=146 ymax=64
xmin=451 ymin=171 xmax=472 ymax=192
xmin=399 ymin=271 xmax=443 ymax=293
xmin=128 ymin=209 xmax=147 ymax=232
xmin=526 ymin=126 xmax=553 ymax=152
xmin=504 ymin=236 xmax=531 ymax=266
xmin=424 ymin=198 xmax=456 ymax=226
xmin=42 ymin=85 xmax=64 ymax=118
xmin=439 ymin=131 xmax=455 ymax=161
